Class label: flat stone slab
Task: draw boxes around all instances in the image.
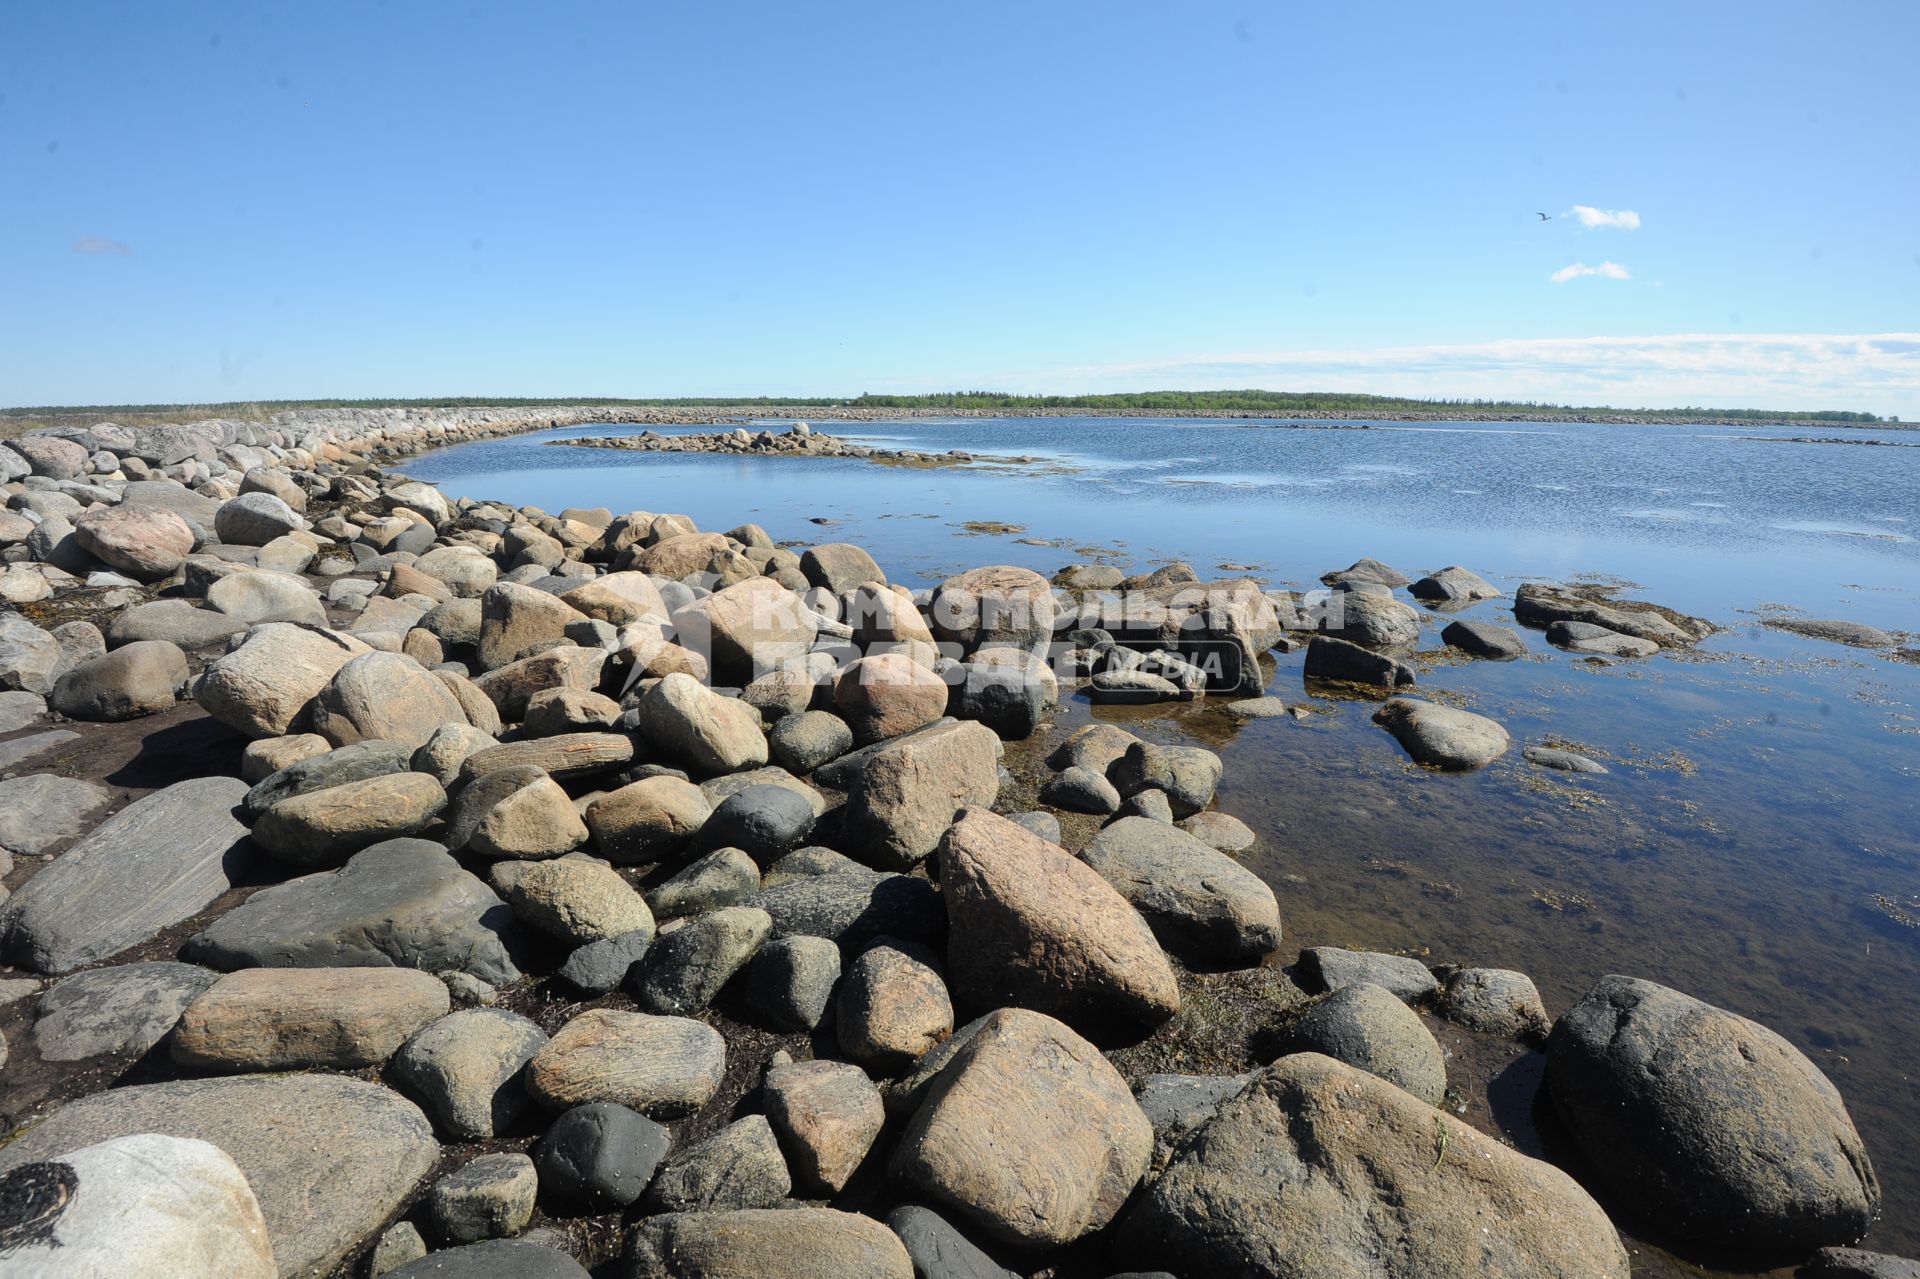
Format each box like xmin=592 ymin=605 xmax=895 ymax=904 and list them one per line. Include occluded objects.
xmin=0 ymin=690 xmax=48 ymax=732
xmin=0 ymin=1074 xmax=439 ymax=1279
xmin=184 ymin=837 xmax=519 ymax=984
xmin=0 ymin=773 xmax=114 ymax=856
xmin=33 ymin=960 xmax=221 ymax=1061
xmin=0 ymin=776 xmax=253 ymax=974
xmin=0 ymin=728 xmax=80 ymax=772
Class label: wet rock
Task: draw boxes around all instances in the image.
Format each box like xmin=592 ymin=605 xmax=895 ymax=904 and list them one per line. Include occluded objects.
xmin=748 ymin=847 xmax=944 ymax=948
xmin=508 ymin=857 xmax=653 ymax=947
xmin=768 ymin=708 xmax=854 ymax=773
xmin=838 ymin=938 xmax=954 ymax=1069
xmin=525 ymin=1009 xmax=726 ymax=1117
xmin=253 ymin=770 xmax=448 ymax=867
xmin=1279 ymin=982 xmax=1446 ymax=1104
xmin=72 ymin=502 xmax=196 ymax=580
xmin=1107 ymin=741 xmax=1221 ymax=818
xmin=1223 ymin=693 xmax=1288 ymax=719
xmin=1 ymin=776 xmax=252 ymax=974
xmin=1764 ymin=618 xmax=1895 ymax=648
xmin=1081 ymin=817 xmax=1282 ymax=964
xmin=637 ymin=672 xmax=768 ymax=774
xmin=645 ymin=1114 xmax=792 ymax=1213
xmin=627 ymin=1208 xmax=913 ymax=1279
xmin=0 ymin=774 xmax=112 ymax=858
xmin=699 ymin=783 xmax=817 ymax=864
xmin=1119 ymin=1053 xmax=1628 ymax=1278
xmin=0 ymin=1073 xmax=439 ymax=1279
xmin=747 ymin=934 xmax=842 ymax=1032
xmin=1441 ymin=617 xmax=1526 ymax=659
xmin=195 ymin=622 xmax=370 ymax=738
xmin=843 ymin=719 xmax=1001 ymax=870
xmin=765 ymin=1057 xmax=887 ymax=1194
xmin=173 ymin=965 xmax=450 ymax=1070
xmin=1546 ymin=974 xmax=1879 ymax=1251
xmin=1515 ymin=581 xmax=1711 ymax=647
xmin=893 ymin=1007 xmax=1151 ymax=1247
xmin=1373 ymin=697 xmax=1509 ymax=770
xmin=1303 ymin=634 xmax=1416 ymax=687
xmin=0 ymin=1134 xmax=275 ymax=1278
xmin=940 ymin=808 xmax=1179 ymax=1029
xmin=1042 ymin=764 xmax=1121 ymax=814
xmin=1323 ymin=590 xmax=1423 ymax=648
xmin=1524 ymin=745 xmax=1609 ymax=774
xmin=1176 ymin=809 xmax=1256 ymax=853
xmin=391 ymin=1007 xmax=549 ymax=1140
xmin=32 ymin=961 xmax=220 ymax=1062
xmin=629 ymin=904 xmax=771 ymax=1014
xmin=184 ymin=837 xmax=520 ymax=985
xmin=428 ymin=1152 xmax=538 ymax=1244
xmin=533 ymin=1101 xmax=671 ymax=1211
xmin=1409 ymin=565 xmax=1501 ymax=604
xmin=1436 ymin=967 xmax=1551 ymax=1042
xmin=1547 ymin=619 xmax=1660 ymax=657
xmin=1298 ymin=946 xmax=1438 ymax=1002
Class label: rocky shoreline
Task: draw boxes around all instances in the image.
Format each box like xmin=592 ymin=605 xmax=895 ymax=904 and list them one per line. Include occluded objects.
xmin=0 ymin=408 xmax=1911 ymax=1279
xmin=550 ymin=425 xmax=1049 ymax=470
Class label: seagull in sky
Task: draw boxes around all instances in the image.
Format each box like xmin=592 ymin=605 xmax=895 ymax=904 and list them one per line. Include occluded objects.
xmin=1536 ymin=212 xmax=1553 ymax=220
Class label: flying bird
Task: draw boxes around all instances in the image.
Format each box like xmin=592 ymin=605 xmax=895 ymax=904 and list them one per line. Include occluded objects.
xmin=1536 ymin=212 xmax=1553 ymax=220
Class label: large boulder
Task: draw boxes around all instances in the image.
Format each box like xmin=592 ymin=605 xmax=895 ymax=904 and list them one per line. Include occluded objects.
xmin=0 ymin=1134 xmax=275 ymax=1278
xmin=937 ymin=809 xmax=1179 ymax=1029
xmin=626 ymin=1208 xmax=913 ymax=1279
xmin=477 ymin=581 xmax=587 ymax=670
xmin=206 ymin=570 xmax=329 ymax=626
xmin=585 ymin=774 xmax=712 ymax=864
xmin=802 ymin=542 xmax=887 ymax=593
xmin=48 ymin=639 xmax=189 ymax=720
xmin=0 ymin=1074 xmax=439 ymax=1279
xmin=764 ymin=1057 xmax=887 ymax=1195
xmin=524 ymin=1009 xmax=726 ymax=1117
xmin=670 ymin=575 xmax=815 ymax=686
xmin=389 ymin=1007 xmax=549 ymax=1141
xmin=1120 ymin=1053 xmax=1629 ymax=1278
xmin=1322 ymin=590 xmax=1423 ymax=648
xmin=73 ymin=502 xmax=196 ymax=580
xmin=172 ymin=966 xmax=449 ymax=1070
xmin=0 ymin=777 xmax=252 ymax=974
xmin=892 ymin=1007 xmax=1152 ymax=1248
xmin=929 ymin=565 xmax=1057 ymax=653
xmin=214 ymin=491 xmax=303 ymax=546
xmin=1373 ymin=698 xmax=1509 ymax=770
xmin=949 ymin=647 xmax=1058 ymax=739
xmin=1546 ymin=975 xmax=1879 ymax=1252
xmin=195 ymin=623 xmax=370 ymax=738
xmin=843 ymin=719 xmax=1001 ymax=870
xmin=1080 ymin=817 xmax=1282 ymax=965
xmin=31 ymin=961 xmax=220 ymax=1062
xmin=636 ymin=672 xmax=768 ymax=774
xmin=644 ymin=1114 xmax=792 ymax=1213
xmin=1278 ymin=982 xmax=1447 ymax=1104
xmin=747 ymin=847 xmax=944 ymax=949
xmin=183 ymin=837 xmax=519 ymax=984
xmin=834 ymin=653 xmax=951 ymax=745
xmin=251 ymin=770 xmax=447 ymax=867
xmin=310 ymin=651 xmax=470 ymax=749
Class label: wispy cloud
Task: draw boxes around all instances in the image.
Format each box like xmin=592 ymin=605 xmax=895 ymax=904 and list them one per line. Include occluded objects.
xmin=1568 ymin=205 xmax=1641 ymax=231
xmin=1551 ymin=260 xmax=1632 ymax=283
xmin=71 ymin=236 xmax=133 ymax=256
xmin=940 ymin=334 xmax=1920 ymax=418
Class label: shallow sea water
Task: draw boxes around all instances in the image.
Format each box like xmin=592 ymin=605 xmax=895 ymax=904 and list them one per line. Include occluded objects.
xmin=411 ymin=417 xmax=1920 ymax=1269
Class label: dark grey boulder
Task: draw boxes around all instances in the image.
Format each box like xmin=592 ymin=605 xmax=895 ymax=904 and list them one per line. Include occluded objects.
xmin=1004 ymin=810 xmax=1061 ymax=843
xmin=699 ymin=783 xmax=816 ymax=864
xmin=886 ymin=1204 xmax=1019 ymax=1279
xmin=533 ymin=1101 xmax=670 ymax=1211
xmin=1806 ymin=1248 xmax=1920 ymax=1278
xmin=628 ymin=905 xmax=771 ymax=1014
xmin=1441 ymin=618 xmax=1526 ymax=659
xmin=648 ymin=847 xmax=762 ymax=921
xmin=644 ymin=1114 xmax=792 ymax=1214
xmin=747 ymin=933 xmax=843 ymax=1032
xmin=556 ymin=928 xmax=653 ymax=995
xmin=244 ymin=739 xmax=414 ymax=814
xmin=1279 ymin=982 xmax=1446 ymax=1104
xmin=387 ymin=1239 xmax=590 ymax=1278
xmin=32 ymin=961 xmax=220 ymax=1062
xmin=768 ymin=708 xmax=854 ymax=773
xmin=1298 ymin=946 xmax=1438 ymax=1002
xmin=1302 ymin=634 xmax=1415 ymax=687
xmin=0 ymin=777 xmax=253 ymax=974
xmin=183 ymin=837 xmax=519 ymax=984
xmin=1546 ymin=974 xmax=1879 ymax=1252
xmin=747 ymin=847 xmax=943 ymax=948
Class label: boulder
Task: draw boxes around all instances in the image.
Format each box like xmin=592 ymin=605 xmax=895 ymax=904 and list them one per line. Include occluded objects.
xmin=0 ymin=777 xmax=251 ymax=974
xmin=1323 ymin=557 xmax=1412 ymax=588
xmin=1118 ymin=1053 xmax=1629 ymax=1278
xmin=1436 ymin=967 xmax=1551 ymax=1042
xmin=836 ymin=938 xmax=954 ymax=1069
xmin=699 ymin=783 xmax=817 ymax=864
xmin=1047 ymin=722 xmax=1143 ymax=774
xmin=49 ymin=639 xmax=188 ymax=720
xmin=1547 ymin=619 xmax=1661 ymax=658
xmin=586 ymin=775 xmax=712 ymax=864
xmin=1042 ymin=764 xmax=1121 ymax=814
xmin=645 ymin=1114 xmax=792 ymax=1213
xmin=1373 ymin=698 xmax=1510 ymax=770
xmin=391 ymin=1007 xmax=549 ymax=1140
xmin=310 ymin=651 xmax=470 ymax=749
xmin=1177 ymin=809 xmax=1257 ymax=853
xmin=885 ymin=1205 xmax=1020 ymax=1279
xmin=1080 ymin=818 xmax=1282 ymax=964
xmin=626 ymin=1209 xmax=914 ymax=1279
xmin=1515 ymin=582 xmax=1710 ymax=647
xmin=768 ymin=708 xmax=854 ymax=773
xmin=508 ymin=857 xmax=654 ymax=947
xmin=1134 ymin=1071 xmax=1256 ymax=1175
xmin=173 ymin=966 xmax=449 ymax=1070
xmin=1764 ymin=618 xmax=1896 ymax=649
xmin=532 ymin=1101 xmax=670 ymax=1212
xmin=1441 ymin=618 xmax=1526 ymax=660
xmin=1298 ymin=946 xmax=1438 ymax=1002
xmin=0 ymin=1074 xmax=439 ymax=1279
xmin=205 ymin=570 xmax=328 ymax=625
xmin=0 ymin=1134 xmax=274 ymax=1278
xmin=1302 ymin=635 xmax=1415 ymax=687
xmin=561 ymin=571 xmax=668 ymax=626
xmin=648 ymin=846 xmax=762 ymax=921
xmin=1106 ymin=741 xmax=1222 ymax=818
xmin=0 ymin=614 xmax=63 ymax=695
xmin=459 ymin=730 xmax=630 ymax=782
xmin=195 ymin=623 xmax=370 ymax=738
xmin=245 ymin=739 xmax=414 ymax=814
xmin=477 ymin=581 xmax=587 ymax=670
xmin=426 ymin=1152 xmax=538 ymax=1244
xmin=843 ymin=719 xmax=1001 ymax=870
xmin=1524 ymin=745 xmax=1610 ymax=774
xmin=0 ymin=774 xmax=112 ymax=858
xmin=73 ymin=502 xmax=195 ymax=579
xmin=1323 ymin=590 xmax=1423 ymax=647
xmin=183 ymin=837 xmax=519 ymax=985
xmin=637 ymin=672 xmax=768 ymax=774
xmin=892 ymin=1007 xmax=1152 ymax=1248
xmin=1546 ymin=974 xmax=1879 ymax=1251
xmin=1807 ymin=1249 xmax=1920 ymax=1279
xmin=834 ymin=652 xmax=951 ymax=745
xmin=215 ymin=491 xmax=302 ymax=546
xmin=1278 ymin=982 xmax=1447 ymax=1104
xmin=31 ymin=961 xmax=220 ymax=1062
xmin=948 ymin=647 xmax=1058 ymax=740
xmin=525 ymin=1009 xmax=726 ymax=1117
xmin=747 ymin=934 xmax=842 ymax=1032
xmin=1408 ymin=566 xmax=1501 ymax=604
xmin=929 ymin=565 xmax=1057 ymax=653
xmin=465 ymin=772 xmax=588 ymax=859
xmin=670 ymin=575 xmax=815 ymax=685
xmin=802 ymin=542 xmax=887 ymax=593
xmin=109 ymin=598 xmax=250 ymax=649
xmin=629 ymin=904 xmax=771 ymax=1014
xmin=765 ymin=1057 xmax=887 ymax=1194
xmin=939 ymin=809 xmax=1179 ymax=1030
xmin=252 ymin=770 xmax=448 ymax=868
xmin=523 ymin=686 xmax=621 ymax=734
xmin=9 ymin=433 xmax=89 ymax=478
xmin=748 ymin=846 xmax=944 ymax=948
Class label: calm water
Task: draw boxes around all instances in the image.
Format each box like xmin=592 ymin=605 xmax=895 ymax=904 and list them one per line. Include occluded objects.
xmin=412 ymin=417 xmax=1920 ymax=1266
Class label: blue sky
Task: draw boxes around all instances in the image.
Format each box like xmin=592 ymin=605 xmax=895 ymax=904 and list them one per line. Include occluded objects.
xmin=4 ymin=1 xmax=1916 ymax=414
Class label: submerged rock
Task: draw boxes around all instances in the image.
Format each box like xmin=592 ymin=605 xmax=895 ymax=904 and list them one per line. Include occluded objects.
xmin=1372 ymin=697 xmax=1509 ymax=770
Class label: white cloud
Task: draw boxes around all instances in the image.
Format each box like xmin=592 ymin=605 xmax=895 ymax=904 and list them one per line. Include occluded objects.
xmin=944 ymin=334 xmax=1920 ymax=419
xmin=1568 ymin=206 xmax=1641 ymax=230
xmin=1551 ymin=261 xmax=1632 ymax=283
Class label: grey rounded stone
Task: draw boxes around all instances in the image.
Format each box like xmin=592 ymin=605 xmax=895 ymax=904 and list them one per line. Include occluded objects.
xmin=746 ymin=934 xmax=842 ymax=1032
xmin=428 ymin=1152 xmax=537 ymax=1244
xmin=1281 ymin=982 xmax=1447 ymax=1105
xmin=647 ymin=847 xmax=762 ymax=921
xmin=886 ymin=1204 xmax=1019 ymax=1279
xmin=698 ymin=784 xmax=816 ymax=864
xmin=390 ymin=1008 xmax=549 ymax=1140
xmin=768 ymin=709 xmax=855 ymax=773
xmin=532 ymin=1101 xmax=670 ymax=1211
xmin=1041 ymin=765 xmax=1121 ymax=814
xmin=644 ymin=1114 xmax=792 ymax=1214
xmin=1298 ymin=947 xmax=1438 ymax=1003
xmin=629 ymin=905 xmax=772 ymax=1014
